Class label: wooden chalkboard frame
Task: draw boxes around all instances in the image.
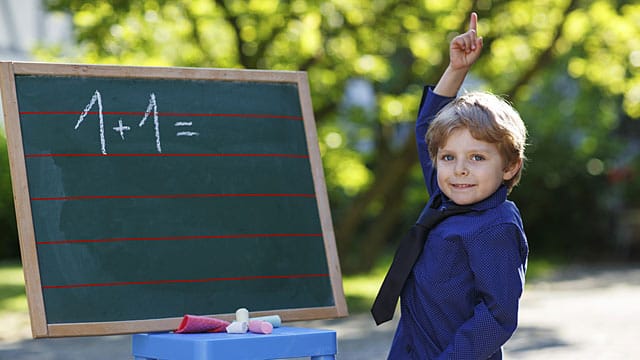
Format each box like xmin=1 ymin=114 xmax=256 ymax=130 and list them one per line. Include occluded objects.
xmin=0 ymin=61 xmax=347 ymax=338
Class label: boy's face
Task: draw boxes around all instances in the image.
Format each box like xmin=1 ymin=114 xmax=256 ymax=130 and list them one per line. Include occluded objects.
xmin=436 ymin=127 xmax=519 ymax=205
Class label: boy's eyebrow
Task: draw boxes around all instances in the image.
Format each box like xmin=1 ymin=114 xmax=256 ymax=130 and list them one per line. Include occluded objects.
xmin=438 ymin=146 xmax=496 ymax=153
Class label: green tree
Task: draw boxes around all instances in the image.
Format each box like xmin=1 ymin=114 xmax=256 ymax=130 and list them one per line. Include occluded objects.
xmin=22 ymin=0 xmax=640 ymax=270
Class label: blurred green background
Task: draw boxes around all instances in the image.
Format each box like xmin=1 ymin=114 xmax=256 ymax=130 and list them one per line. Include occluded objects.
xmin=1 ymin=0 xmax=640 ymax=298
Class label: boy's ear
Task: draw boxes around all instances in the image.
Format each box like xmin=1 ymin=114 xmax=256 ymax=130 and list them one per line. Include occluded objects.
xmin=503 ymin=158 xmax=523 ymax=181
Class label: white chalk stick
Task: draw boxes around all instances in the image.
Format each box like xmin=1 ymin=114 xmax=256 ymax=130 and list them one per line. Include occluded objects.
xmin=235 ymin=308 xmax=249 ymax=323
xmin=226 ymin=321 xmax=249 ymax=334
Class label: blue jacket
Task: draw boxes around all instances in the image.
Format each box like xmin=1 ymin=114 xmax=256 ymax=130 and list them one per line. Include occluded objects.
xmin=387 ymin=87 xmax=528 ymax=359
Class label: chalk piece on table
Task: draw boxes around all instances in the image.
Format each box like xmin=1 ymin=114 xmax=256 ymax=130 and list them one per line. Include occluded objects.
xmin=248 ymin=320 xmax=273 ymax=334
xmin=226 ymin=321 xmax=249 ymax=334
xmin=235 ymin=308 xmax=250 ymax=323
xmin=249 ymin=315 xmax=281 ymax=328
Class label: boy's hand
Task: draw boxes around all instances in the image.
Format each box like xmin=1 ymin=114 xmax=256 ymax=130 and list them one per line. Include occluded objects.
xmin=449 ymin=12 xmax=483 ymax=70
xmin=433 ymin=12 xmax=483 ymax=97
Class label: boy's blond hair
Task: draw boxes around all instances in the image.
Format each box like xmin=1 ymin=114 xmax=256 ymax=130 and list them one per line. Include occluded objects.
xmin=426 ymin=91 xmax=527 ymax=192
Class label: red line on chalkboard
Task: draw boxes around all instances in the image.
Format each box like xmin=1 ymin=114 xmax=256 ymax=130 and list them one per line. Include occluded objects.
xmin=31 ymin=194 xmax=316 ymax=201
xmin=37 ymin=233 xmax=323 ymax=245
xmin=31 ymin=193 xmax=316 ymax=201
xmin=24 ymin=153 xmax=309 ymax=159
xmin=42 ymin=273 xmax=329 ymax=289
xmin=19 ymin=110 xmax=303 ymax=120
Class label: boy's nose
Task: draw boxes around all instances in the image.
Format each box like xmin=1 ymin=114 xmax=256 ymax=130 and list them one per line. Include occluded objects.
xmin=454 ymin=161 xmax=469 ymax=176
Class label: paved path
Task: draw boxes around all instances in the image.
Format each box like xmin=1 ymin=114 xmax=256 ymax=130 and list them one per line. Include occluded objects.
xmin=503 ymin=265 xmax=640 ymax=359
xmin=1 ymin=265 xmax=639 ymax=359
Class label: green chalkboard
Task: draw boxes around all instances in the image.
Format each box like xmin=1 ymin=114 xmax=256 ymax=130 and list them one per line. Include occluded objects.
xmin=0 ymin=62 xmax=347 ymax=338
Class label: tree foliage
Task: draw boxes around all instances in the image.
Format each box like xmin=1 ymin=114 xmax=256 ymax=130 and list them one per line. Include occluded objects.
xmin=9 ymin=0 xmax=639 ymax=270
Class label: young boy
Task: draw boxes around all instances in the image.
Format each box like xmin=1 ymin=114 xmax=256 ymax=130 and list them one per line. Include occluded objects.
xmin=387 ymin=13 xmax=528 ymax=359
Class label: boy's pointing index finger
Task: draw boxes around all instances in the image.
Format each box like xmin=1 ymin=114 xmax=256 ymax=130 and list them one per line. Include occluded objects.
xmin=469 ymin=12 xmax=478 ymax=34
xmin=469 ymin=12 xmax=478 ymax=50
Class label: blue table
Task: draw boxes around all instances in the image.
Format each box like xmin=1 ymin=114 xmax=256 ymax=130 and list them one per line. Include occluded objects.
xmin=132 ymin=327 xmax=337 ymax=360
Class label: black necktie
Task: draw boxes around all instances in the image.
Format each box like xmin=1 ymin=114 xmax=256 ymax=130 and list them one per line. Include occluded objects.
xmin=370 ymin=194 xmax=471 ymax=325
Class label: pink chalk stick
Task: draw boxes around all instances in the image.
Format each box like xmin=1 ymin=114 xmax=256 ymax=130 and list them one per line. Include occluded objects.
xmin=248 ymin=320 xmax=273 ymax=334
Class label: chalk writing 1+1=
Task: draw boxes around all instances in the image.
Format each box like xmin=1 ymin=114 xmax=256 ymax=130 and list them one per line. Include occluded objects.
xmin=74 ymin=90 xmax=199 ymax=154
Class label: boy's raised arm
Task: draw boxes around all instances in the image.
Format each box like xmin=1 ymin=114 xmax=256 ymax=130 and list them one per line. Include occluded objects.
xmin=433 ymin=12 xmax=483 ymax=97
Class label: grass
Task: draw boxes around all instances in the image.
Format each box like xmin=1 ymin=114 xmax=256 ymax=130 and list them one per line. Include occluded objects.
xmin=0 ymin=260 xmax=27 ymax=315
xmin=0 ymin=257 xmax=559 ymax=319
xmin=341 ymin=255 xmax=393 ymax=313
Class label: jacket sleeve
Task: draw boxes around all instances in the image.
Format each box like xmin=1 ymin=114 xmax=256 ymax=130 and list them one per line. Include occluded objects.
xmin=416 ymin=86 xmax=455 ymax=196
xmin=437 ymin=223 xmax=527 ymax=359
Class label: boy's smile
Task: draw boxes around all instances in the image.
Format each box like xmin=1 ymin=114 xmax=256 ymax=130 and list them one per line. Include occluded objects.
xmin=436 ymin=128 xmax=519 ymax=205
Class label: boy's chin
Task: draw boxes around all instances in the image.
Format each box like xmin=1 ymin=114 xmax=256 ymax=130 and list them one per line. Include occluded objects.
xmin=445 ymin=192 xmax=481 ymax=206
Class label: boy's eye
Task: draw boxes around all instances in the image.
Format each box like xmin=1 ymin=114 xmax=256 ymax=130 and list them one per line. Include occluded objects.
xmin=471 ymin=154 xmax=485 ymax=161
xmin=441 ymin=154 xmax=454 ymax=161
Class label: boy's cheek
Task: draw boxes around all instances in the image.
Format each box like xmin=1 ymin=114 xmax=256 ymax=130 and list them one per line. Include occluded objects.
xmin=436 ymin=174 xmax=449 ymax=191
